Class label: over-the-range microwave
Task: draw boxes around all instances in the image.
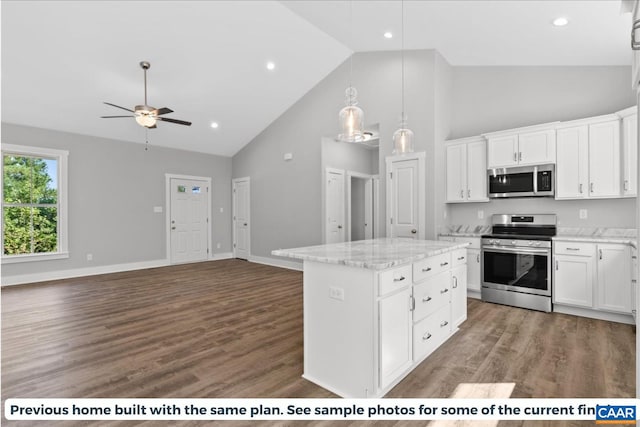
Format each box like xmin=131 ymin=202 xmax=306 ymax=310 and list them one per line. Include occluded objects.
xmin=487 ymin=164 xmax=554 ymax=198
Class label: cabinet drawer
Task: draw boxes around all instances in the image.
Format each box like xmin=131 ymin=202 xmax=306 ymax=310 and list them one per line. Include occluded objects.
xmin=554 ymin=241 xmax=595 ymax=256
xmin=451 ymin=249 xmax=467 ymax=267
xmin=455 ymin=237 xmax=480 ymax=250
xmin=378 ymin=264 xmax=412 ymax=296
xmin=413 ymin=271 xmax=450 ymax=322
xmin=413 ymin=304 xmax=451 ymax=361
xmin=413 ymin=253 xmax=451 ymax=283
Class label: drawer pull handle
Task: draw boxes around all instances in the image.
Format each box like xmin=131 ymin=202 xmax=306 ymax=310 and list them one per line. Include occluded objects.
xmin=422 ymin=267 xmax=432 ymax=272
xmin=394 ymin=276 xmax=406 ymax=282
xmin=566 ymin=248 xmax=580 ymax=251
xmin=440 ymin=262 xmax=449 ymax=267
xmin=440 ymin=320 xmax=449 ymax=327
xmin=422 ymin=332 xmax=432 ymax=341
xmin=422 ymin=296 xmax=432 ymax=302
xmin=476 ymin=254 xmax=480 ymax=263
xmin=457 ymin=256 xmax=465 ymax=261
xmin=440 ymin=288 xmax=449 ymax=294
xmin=452 ymin=277 xmax=458 ymax=289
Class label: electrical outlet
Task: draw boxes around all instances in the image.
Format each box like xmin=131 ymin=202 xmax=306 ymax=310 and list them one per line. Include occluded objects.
xmin=216 ymin=243 xmax=221 ymax=249
xmin=579 ymin=209 xmax=588 ymax=219
xmin=329 ymin=286 xmax=345 ymax=301
xmin=478 ymin=210 xmax=484 ymax=220
xmin=86 ymin=253 xmax=93 ymax=261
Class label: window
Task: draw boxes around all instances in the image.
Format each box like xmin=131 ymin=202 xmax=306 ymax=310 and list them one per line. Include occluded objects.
xmin=2 ymin=144 xmax=68 ymax=263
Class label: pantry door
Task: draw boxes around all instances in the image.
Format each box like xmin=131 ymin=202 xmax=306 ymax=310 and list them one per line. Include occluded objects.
xmin=233 ymin=177 xmax=250 ymax=260
xmin=386 ymin=153 xmax=425 ymax=240
xmin=169 ymin=176 xmax=210 ymax=264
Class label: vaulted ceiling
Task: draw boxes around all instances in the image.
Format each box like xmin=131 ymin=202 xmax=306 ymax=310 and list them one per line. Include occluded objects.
xmin=1 ymin=1 xmax=631 ymax=157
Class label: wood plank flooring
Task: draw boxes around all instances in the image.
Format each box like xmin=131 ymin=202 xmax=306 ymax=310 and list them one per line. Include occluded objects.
xmin=2 ymin=259 xmax=636 ymax=427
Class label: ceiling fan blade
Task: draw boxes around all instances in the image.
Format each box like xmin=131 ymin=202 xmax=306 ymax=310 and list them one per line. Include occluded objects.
xmin=104 ymin=102 xmax=134 ymax=113
xmin=154 ymin=107 xmax=174 ymax=116
xmin=157 ymin=117 xmax=192 ymax=126
xmin=101 ymin=115 xmax=134 ymax=118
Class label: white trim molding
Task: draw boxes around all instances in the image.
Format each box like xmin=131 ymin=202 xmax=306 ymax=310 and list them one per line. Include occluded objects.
xmin=249 ymin=255 xmax=303 ymax=271
xmin=209 ymin=252 xmax=233 ymax=261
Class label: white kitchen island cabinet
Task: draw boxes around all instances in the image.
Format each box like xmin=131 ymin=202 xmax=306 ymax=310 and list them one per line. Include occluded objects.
xmin=272 ymin=238 xmax=468 ymax=398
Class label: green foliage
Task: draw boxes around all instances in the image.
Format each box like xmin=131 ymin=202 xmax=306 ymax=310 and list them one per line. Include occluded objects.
xmin=3 ymin=155 xmax=58 ymax=255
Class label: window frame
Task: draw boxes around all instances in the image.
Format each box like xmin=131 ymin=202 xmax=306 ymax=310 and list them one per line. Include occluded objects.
xmin=2 ymin=144 xmax=69 ymax=264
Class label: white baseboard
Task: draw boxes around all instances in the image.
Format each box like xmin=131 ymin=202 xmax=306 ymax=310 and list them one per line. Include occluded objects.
xmin=1 ymin=259 xmax=170 ymax=287
xmin=553 ymin=304 xmax=635 ymax=325
xmin=248 ymin=255 xmax=303 ymax=271
xmin=209 ymin=252 xmax=233 ymax=261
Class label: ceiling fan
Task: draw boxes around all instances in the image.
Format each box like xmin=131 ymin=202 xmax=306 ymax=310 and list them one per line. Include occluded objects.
xmin=101 ymin=61 xmax=192 ymax=129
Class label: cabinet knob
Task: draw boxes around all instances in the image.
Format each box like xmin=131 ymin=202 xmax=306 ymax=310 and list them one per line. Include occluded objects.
xmin=411 ymin=229 xmax=417 ymax=234
xmin=393 ymin=276 xmax=406 ymax=282
xmin=422 ymin=332 xmax=432 ymax=341
xmin=423 ymin=296 xmax=432 ymax=302
xmin=440 ymin=320 xmax=449 ymax=328
xmin=440 ymin=288 xmax=449 ymax=294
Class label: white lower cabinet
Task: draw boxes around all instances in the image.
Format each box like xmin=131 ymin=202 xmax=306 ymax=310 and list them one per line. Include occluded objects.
xmin=451 ymin=264 xmax=468 ymax=327
xmin=379 ymin=286 xmax=413 ymax=389
xmin=438 ymin=236 xmax=481 ymax=295
xmin=553 ymin=240 xmax=633 ymax=319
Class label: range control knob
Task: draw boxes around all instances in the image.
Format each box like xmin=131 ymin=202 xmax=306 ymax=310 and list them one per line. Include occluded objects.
xmin=511 ymin=240 xmax=516 ymax=246
xmin=528 ymin=241 xmax=534 ymax=245
xmin=535 ymin=241 xmax=542 ymax=247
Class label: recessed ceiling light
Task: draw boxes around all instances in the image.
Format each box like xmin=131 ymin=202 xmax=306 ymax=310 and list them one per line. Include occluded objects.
xmin=266 ymin=62 xmax=275 ymax=70
xmin=384 ymin=32 xmax=393 ymax=39
xmin=210 ymin=122 xmax=219 ymax=129
xmin=553 ymin=17 xmax=569 ymax=27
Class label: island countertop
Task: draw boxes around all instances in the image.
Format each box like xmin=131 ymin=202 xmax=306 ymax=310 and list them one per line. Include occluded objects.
xmin=271 ymin=237 xmax=469 ymax=270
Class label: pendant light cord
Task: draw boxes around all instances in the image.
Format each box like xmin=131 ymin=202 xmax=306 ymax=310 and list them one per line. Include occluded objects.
xmin=401 ymin=0 xmax=405 ymax=120
xmin=349 ymin=0 xmax=354 ymax=101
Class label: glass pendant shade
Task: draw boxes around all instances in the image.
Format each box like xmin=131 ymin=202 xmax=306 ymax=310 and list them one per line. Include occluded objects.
xmin=135 ymin=112 xmax=157 ymax=128
xmin=392 ymin=116 xmax=414 ymax=154
xmin=338 ymin=87 xmax=364 ymax=142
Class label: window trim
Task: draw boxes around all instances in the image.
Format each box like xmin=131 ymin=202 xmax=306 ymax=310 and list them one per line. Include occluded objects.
xmin=2 ymin=144 xmax=69 ymax=264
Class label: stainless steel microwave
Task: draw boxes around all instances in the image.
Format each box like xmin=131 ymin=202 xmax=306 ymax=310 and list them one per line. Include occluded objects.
xmin=487 ymin=164 xmax=554 ymax=198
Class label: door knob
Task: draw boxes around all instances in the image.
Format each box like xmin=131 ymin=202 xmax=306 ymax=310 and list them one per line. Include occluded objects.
xmin=411 ymin=229 xmax=417 ymax=234
xmin=244 ymin=223 xmax=248 ymax=226
xmin=171 ymin=226 xmax=176 ymax=230
xmin=338 ymin=225 xmax=343 ymax=229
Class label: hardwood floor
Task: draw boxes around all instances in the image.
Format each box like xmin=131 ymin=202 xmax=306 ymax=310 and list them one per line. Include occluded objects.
xmin=2 ymin=259 xmax=636 ymax=427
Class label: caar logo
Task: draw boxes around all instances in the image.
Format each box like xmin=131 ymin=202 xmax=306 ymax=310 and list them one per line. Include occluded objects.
xmin=596 ymin=405 xmax=636 ymax=425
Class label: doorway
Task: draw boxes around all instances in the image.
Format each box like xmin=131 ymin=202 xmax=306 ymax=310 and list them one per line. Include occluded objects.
xmin=347 ymin=172 xmax=379 ymax=241
xmin=166 ymin=174 xmax=212 ymax=265
xmin=232 ymin=177 xmax=250 ymax=260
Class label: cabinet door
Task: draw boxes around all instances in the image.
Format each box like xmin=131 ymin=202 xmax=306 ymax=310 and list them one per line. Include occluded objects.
xmin=553 ymin=254 xmax=594 ymax=308
xmin=487 ymin=135 xmax=518 ymax=168
xmin=379 ymin=287 xmax=412 ymax=388
xmin=588 ymin=120 xmax=621 ymax=198
xmin=596 ymin=244 xmax=632 ymax=314
xmin=518 ymin=129 xmax=556 ymax=165
xmin=451 ymin=265 xmax=467 ymax=328
xmin=467 ymin=249 xmax=481 ymax=292
xmin=445 ymin=144 xmax=466 ymax=202
xmin=556 ymin=126 xmax=588 ymax=199
xmin=622 ymin=114 xmax=638 ymax=197
xmin=466 ymin=140 xmax=488 ymax=201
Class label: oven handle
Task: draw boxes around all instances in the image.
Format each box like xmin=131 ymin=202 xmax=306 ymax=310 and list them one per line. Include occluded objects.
xmin=482 ymin=246 xmax=550 ymax=255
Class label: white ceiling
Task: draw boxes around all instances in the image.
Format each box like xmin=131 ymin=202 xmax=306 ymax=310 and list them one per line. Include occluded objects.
xmin=1 ymin=1 xmax=632 ymax=157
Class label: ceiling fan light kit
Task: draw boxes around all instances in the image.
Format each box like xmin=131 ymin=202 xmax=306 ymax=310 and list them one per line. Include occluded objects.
xmin=101 ymin=61 xmax=192 ymax=130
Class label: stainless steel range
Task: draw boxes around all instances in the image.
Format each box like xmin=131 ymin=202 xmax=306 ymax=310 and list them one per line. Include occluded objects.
xmin=481 ymin=214 xmax=556 ymax=312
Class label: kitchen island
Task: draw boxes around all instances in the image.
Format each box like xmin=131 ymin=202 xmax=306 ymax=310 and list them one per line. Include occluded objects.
xmin=272 ymin=238 xmax=469 ymax=398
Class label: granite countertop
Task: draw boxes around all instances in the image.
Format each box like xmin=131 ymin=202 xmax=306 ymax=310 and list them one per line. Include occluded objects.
xmin=272 ymin=238 xmax=470 ymax=270
xmin=438 ymin=225 xmax=491 ymax=238
xmin=553 ymin=227 xmax=637 ymax=248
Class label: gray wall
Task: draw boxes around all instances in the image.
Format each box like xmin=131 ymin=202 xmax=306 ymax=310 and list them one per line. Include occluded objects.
xmin=350 ymin=177 xmax=366 ymax=241
xmin=447 ymin=66 xmax=636 ymax=229
xmin=233 ymin=50 xmax=440 ymax=259
xmin=321 ymin=138 xmax=378 ymax=176
xmin=2 ymin=123 xmax=233 ymax=278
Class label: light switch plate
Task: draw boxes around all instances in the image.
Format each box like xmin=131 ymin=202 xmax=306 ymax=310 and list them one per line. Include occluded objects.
xmin=329 ymin=286 xmax=345 ymax=301
xmin=478 ymin=210 xmax=484 ymax=220
xmin=153 ymin=206 xmax=163 ymax=213
xmin=579 ymin=209 xmax=588 ymax=219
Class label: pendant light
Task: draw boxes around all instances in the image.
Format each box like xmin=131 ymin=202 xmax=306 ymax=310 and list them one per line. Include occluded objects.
xmin=392 ymin=0 xmax=414 ymax=154
xmin=338 ymin=0 xmax=364 ymax=142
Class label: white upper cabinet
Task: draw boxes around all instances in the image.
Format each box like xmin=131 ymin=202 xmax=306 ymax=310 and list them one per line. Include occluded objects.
xmin=555 ymin=114 xmax=621 ymax=200
xmin=484 ymin=123 xmax=557 ymax=168
xmin=618 ymin=106 xmax=638 ymax=197
xmin=445 ymin=136 xmax=488 ymax=203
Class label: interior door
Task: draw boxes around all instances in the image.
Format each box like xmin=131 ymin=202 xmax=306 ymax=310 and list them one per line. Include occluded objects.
xmin=233 ymin=178 xmax=250 ymax=260
xmin=390 ymin=159 xmax=419 ymax=239
xmin=170 ymin=178 xmax=208 ymax=264
xmin=325 ymin=169 xmax=345 ymax=244
xmin=364 ymin=178 xmax=373 ymax=240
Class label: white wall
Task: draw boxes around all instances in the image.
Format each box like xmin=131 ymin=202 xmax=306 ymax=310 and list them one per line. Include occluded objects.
xmin=1 ymin=123 xmax=233 ymax=281
xmin=447 ymin=66 xmax=636 ymax=229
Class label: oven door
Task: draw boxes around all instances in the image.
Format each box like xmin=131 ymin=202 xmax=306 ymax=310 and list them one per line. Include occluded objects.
xmin=481 ymin=245 xmax=551 ymax=296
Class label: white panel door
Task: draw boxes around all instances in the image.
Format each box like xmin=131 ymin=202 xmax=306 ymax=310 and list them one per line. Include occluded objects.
xmin=391 ymin=159 xmax=419 ymax=239
xmin=170 ymin=179 xmax=208 ymax=264
xmin=445 ymin=144 xmax=465 ymax=202
xmin=326 ymin=170 xmax=345 ymax=244
xmin=233 ymin=178 xmax=250 ymax=260
xmin=364 ymin=178 xmax=373 ymax=240
xmin=588 ymin=120 xmax=621 ymax=198
xmin=466 ymin=140 xmax=487 ymax=201
xmin=622 ymin=114 xmax=638 ymax=197
xmin=556 ymin=126 xmax=589 ymax=199
xmin=487 ymin=135 xmax=518 ymax=168
xmin=518 ymin=129 xmax=556 ymax=165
